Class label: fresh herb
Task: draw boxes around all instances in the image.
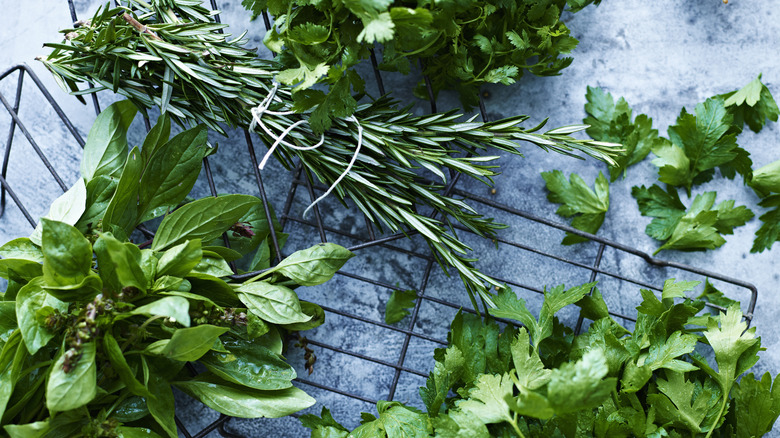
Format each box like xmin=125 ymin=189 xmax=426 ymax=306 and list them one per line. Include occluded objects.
xmin=541 ymin=170 xmax=609 ymax=244
xmin=303 ymin=279 xmax=780 ymax=437
xmin=0 ymin=104 xmax=355 ymax=436
xmin=384 ymin=289 xmax=418 ymax=324
xmin=583 ymin=86 xmax=660 ymax=181
xmin=244 ymin=0 xmax=601 ymax=131
xmin=753 ymin=195 xmax=780 ymax=253
xmin=651 ymin=97 xmax=752 ymax=195
xmin=632 ymin=185 xmax=753 ymax=255
xmin=41 ymin=0 xmax=621 ymax=306
xmin=718 ymin=74 xmax=780 ymax=134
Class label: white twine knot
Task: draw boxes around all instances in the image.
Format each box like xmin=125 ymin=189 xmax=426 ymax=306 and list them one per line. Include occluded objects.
xmin=250 ymin=83 xmax=364 ymax=219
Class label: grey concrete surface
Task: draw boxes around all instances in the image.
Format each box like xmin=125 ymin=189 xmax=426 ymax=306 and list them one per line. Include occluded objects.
xmin=2 ymin=0 xmax=780 ymax=436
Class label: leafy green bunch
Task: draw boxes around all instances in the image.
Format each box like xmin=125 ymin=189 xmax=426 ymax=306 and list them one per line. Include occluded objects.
xmin=303 ymin=280 xmax=780 ymax=437
xmin=543 ymin=77 xmax=780 ymax=253
xmin=40 ymin=0 xmax=621 ymax=307
xmin=244 ymin=0 xmax=601 ymax=130
xmin=0 ymin=102 xmax=355 ymax=437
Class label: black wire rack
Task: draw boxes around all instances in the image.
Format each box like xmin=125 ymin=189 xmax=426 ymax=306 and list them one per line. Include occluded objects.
xmin=0 ymin=1 xmax=759 ymax=437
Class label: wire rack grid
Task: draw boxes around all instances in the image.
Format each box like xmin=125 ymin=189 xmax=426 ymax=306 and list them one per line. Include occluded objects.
xmin=0 ymin=1 xmax=759 ymax=436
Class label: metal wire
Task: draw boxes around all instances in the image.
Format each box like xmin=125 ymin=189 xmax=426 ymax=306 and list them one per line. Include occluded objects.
xmin=0 ymin=1 xmax=759 ymax=436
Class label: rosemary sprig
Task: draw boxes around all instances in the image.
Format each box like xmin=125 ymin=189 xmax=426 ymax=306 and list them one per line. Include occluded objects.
xmin=40 ymin=0 xmax=622 ymax=304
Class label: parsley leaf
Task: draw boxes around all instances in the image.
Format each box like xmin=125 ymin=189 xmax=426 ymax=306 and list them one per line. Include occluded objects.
xmin=299 ymin=407 xmax=349 ymax=438
xmin=718 ymin=74 xmax=780 ymax=133
xmin=456 ymin=373 xmax=515 ymax=425
xmin=384 ymin=289 xmax=417 ymax=324
xmin=753 ymin=194 xmax=780 ymax=253
xmin=651 ymin=98 xmax=752 ymax=194
xmin=632 ymin=185 xmax=753 ymax=254
xmin=541 ymin=170 xmax=609 ymax=245
xmin=648 ymin=371 xmax=721 ymax=434
xmin=730 ymin=372 xmax=780 ymax=437
xmin=350 ymin=401 xmax=432 ymax=437
xmin=750 ymin=159 xmax=780 ymax=198
xmin=583 ymin=87 xmax=660 ymax=181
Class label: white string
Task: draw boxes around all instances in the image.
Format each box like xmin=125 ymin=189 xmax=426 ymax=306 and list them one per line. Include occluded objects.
xmin=248 ymin=84 xmax=363 ymax=220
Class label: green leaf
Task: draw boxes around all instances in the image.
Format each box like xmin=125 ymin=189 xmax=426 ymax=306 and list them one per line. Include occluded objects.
xmin=384 ymin=289 xmax=417 ymax=324
xmin=749 ymin=159 xmax=780 ymax=197
xmin=721 ymin=74 xmax=780 ymax=133
xmin=731 ymin=372 xmax=780 ymax=438
xmin=94 ymin=232 xmax=148 ymax=293
xmin=103 ymin=146 xmax=143 ymax=233
xmin=191 ymin=251 xmax=233 ymax=277
xmin=541 ymin=170 xmax=609 ymax=244
xmin=117 ymin=427 xmax=164 ymax=438
xmin=80 ymin=100 xmax=137 ymax=182
xmin=0 ymin=238 xmax=43 ymax=263
xmin=269 ymin=242 xmax=353 ymax=286
xmin=350 ymin=400 xmax=432 ymax=437
xmin=648 ymin=371 xmax=720 ymax=434
xmin=651 ymin=139 xmax=691 ymax=188
xmin=155 ymin=239 xmax=202 ymax=278
xmin=510 ymin=328 xmax=551 ymax=390
xmin=752 ymin=194 xmax=780 ymax=253
xmin=300 ymin=407 xmax=350 ymax=438
xmin=457 ymin=373 xmax=515 ymax=425
xmin=174 ymin=373 xmax=315 ymax=418
xmin=4 ymin=421 xmax=51 ymax=438
xmin=583 ymin=87 xmax=658 ymax=181
xmin=160 ymin=325 xmax=228 ymax=361
xmin=30 ymin=179 xmax=87 ymax=246
xmin=276 ymin=63 xmax=329 ymax=93
xmin=46 ymin=341 xmax=97 ymax=411
xmin=199 ymin=337 xmax=295 ymax=390
xmin=16 ymin=277 xmax=67 ymax=355
xmin=151 ymin=195 xmax=257 ymax=251
xmin=103 ymin=332 xmax=153 ymax=398
xmin=140 ymin=112 xmax=172 ymax=164
xmin=281 ymin=301 xmax=326 ymax=331
xmin=145 ymin=367 xmax=177 ymax=438
xmin=703 ymin=305 xmax=759 ymax=393
xmin=546 ymin=349 xmax=615 ymax=415
xmin=237 ymin=282 xmax=312 ymax=325
xmin=420 ymin=345 xmax=464 ymax=416
xmin=131 ymin=296 xmax=191 ymax=327
xmin=661 ymin=278 xmax=700 ymax=300
xmin=138 ymin=125 xmax=208 ymax=222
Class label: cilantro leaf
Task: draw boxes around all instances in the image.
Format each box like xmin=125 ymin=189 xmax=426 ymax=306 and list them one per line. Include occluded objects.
xmin=456 ymin=373 xmax=515 ymax=425
xmin=648 ymin=371 xmax=721 ymax=434
xmin=632 ymin=185 xmax=753 ymax=254
xmin=583 ymin=87 xmax=659 ymax=181
xmin=420 ymin=346 xmax=464 ymax=415
xmin=719 ymin=74 xmax=780 ymax=133
xmin=299 ymin=407 xmax=349 ymax=438
xmin=510 ymin=328 xmax=551 ymax=391
xmin=384 ymin=289 xmax=417 ymax=324
xmin=545 ymin=349 xmax=616 ymax=415
xmin=730 ymin=372 xmax=780 ymax=438
xmin=541 ymin=170 xmax=609 ymax=245
xmin=696 ymin=279 xmax=739 ymax=309
xmin=350 ymin=401 xmax=432 ymax=437
xmin=752 ymin=194 xmax=780 ymax=253
xmin=652 ymin=98 xmax=752 ymax=194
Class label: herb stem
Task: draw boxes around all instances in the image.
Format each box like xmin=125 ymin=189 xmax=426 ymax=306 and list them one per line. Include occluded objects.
xmin=510 ymin=413 xmax=526 ymax=438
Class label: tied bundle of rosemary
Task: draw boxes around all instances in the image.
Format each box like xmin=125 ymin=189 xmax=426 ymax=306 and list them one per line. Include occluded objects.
xmin=41 ymin=0 xmax=621 ymax=305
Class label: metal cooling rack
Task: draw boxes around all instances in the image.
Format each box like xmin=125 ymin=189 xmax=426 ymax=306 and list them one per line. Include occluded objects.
xmin=0 ymin=1 xmax=759 ymax=436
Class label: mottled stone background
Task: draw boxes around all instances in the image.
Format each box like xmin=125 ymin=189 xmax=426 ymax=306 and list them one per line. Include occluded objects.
xmin=1 ymin=0 xmax=779 ymax=436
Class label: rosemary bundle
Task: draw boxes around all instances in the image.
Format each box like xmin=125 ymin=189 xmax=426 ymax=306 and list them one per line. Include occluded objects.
xmin=41 ymin=0 xmax=621 ymax=305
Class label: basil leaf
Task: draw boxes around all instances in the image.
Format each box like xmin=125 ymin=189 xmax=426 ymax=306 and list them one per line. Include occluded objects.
xmin=78 ymin=175 xmax=118 ymax=229
xmin=16 ymin=278 xmax=67 ymax=355
xmin=103 ymin=332 xmax=153 ymax=398
xmin=200 ymin=338 xmax=296 ymax=390
xmin=138 ymin=125 xmax=208 ymax=223
xmin=187 ymin=273 xmax=240 ymax=306
xmin=117 ymin=427 xmax=164 ymax=438
xmin=0 ymin=259 xmax=42 ymax=281
xmin=237 ymin=282 xmax=312 ymax=325
xmin=103 ymin=147 xmax=143 ymax=234
xmin=160 ymin=325 xmax=228 ymax=361
xmin=0 ymin=302 xmax=17 ymax=342
xmin=41 ymin=218 xmax=92 ymax=287
xmin=46 ymin=341 xmax=97 ymax=411
xmin=94 ymin=233 xmax=147 ymax=293
xmin=80 ymin=100 xmax=136 ymax=182
xmin=212 ymin=199 xmax=277 ymax=258
xmin=131 ymin=296 xmax=191 ymax=327
xmin=191 ymin=251 xmax=233 ymax=277
xmin=151 ymin=195 xmax=258 ymax=251
xmin=43 ymin=273 xmax=102 ymax=302
xmin=112 ymin=395 xmax=150 ymax=423
xmin=156 ymin=240 xmax=202 ymax=278
xmin=282 ymin=301 xmax=326 ymax=331
xmin=0 ymin=238 xmax=43 ymax=263
xmin=144 ymin=365 xmax=177 ymax=438
xmin=271 ymin=243 xmax=353 ymax=286
xmin=140 ymin=114 xmax=171 ymax=164
xmin=173 ymin=373 xmax=315 ymax=418
xmin=3 ymin=421 xmax=50 ymax=438
xmin=202 ymin=246 xmax=243 ymax=262
xmin=30 ymin=176 xmax=87 ymax=246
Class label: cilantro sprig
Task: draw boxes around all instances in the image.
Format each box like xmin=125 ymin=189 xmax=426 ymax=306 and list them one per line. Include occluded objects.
xmin=303 ymin=280 xmax=780 ymax=437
